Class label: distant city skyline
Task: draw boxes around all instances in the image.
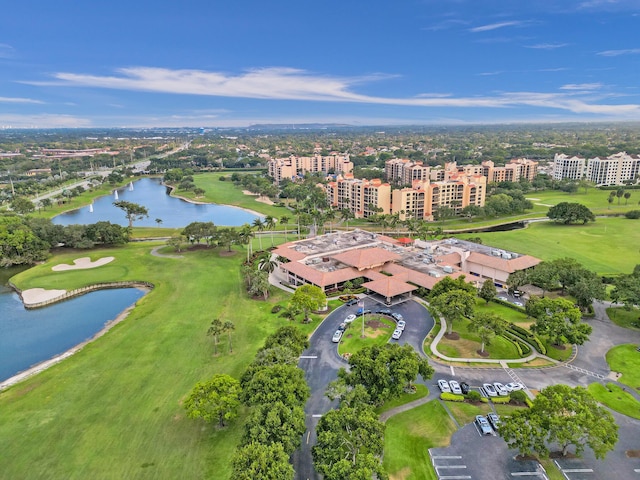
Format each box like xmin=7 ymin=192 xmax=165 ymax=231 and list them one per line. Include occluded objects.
xmin=2 ymin=0 xmax=640 ymax=128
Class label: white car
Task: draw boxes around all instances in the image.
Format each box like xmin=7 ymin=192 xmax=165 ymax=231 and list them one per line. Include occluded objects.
xmin=332 ymin=330 xmax=343 ymax=343
xmin=396 ymin=320 xmax=406 ymax=331
xmin=392 ymin=329 xmax=402 ymax=340
xmin=438 ymin=379 xmax=451 ymax=393
xmin=513 ymin=301 xmax=524 ymax=307
xmin=344 ymin=314 xmax=356 ymax=323
xmin=449 ymin=380 xmax=462 ymax=395
xmin=483 ymin=383 xmax=497 ymax=397
xmin=493 ymin=382 xmax=509 ymax=396
xmin=505 ymin=382 xmax=525 ymax=392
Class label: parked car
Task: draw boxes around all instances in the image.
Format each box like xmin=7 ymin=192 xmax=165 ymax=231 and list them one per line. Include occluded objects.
xmin=332 ymin=330 xmax=343 ymax=343
xmin=487 ymin=413 xmax=500 ymax=430
xmin=513 ymin=301 xmax=524 ymax=307
xmin=505 ymin=382 xmax=524 ymax=392
xmin=356 ymin=307 xmax=371 ymax=316
xmin=396 ymin=320 xmax=406 ymax=331
xmin=346 ymin=299 xmax=358 ymax=306
xmin=475 ymin=415 xmax=493 ymax=435
xmin=483 ymin=383 xmax=497 ymax=397
xmin=438 ymin=379 xmax=451 ymax=393
xmin=344 ymin=314 xmax=357 ymax=323
xmin=460 ymin=382 xmax=470 ymax=394
xmin=392 ymin=329 xmax=402 ymax=340
xmin=337 ymin=322 xmax=347 ymax=332
xmin=493 ymin=382 xmax=509 ymax=396
xmin=449 ymin=380 xmax=462 ymax=395
xmin=376 ymin=308 xmax=392 ymax=315
xmin=391 ymin=312 xmax=403 ymax=321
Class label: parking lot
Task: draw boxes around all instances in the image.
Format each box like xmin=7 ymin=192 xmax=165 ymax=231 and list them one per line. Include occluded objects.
xmin=430 ymin=423 xmax=548 ymax=480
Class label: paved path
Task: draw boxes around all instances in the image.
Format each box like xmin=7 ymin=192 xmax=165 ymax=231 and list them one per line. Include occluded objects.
xmin=150 ymin=246 xmax=184 ymax=259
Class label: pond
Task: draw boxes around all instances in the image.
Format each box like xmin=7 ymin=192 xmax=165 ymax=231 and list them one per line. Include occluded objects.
xmin=0 ymin=281 xmax=145 ymax=383
xmin=52 ymin=177 xmax=261 ymax=228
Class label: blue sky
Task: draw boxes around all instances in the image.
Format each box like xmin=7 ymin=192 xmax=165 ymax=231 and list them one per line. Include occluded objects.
xmin=1 ymin=0 xmax=640 ymax=128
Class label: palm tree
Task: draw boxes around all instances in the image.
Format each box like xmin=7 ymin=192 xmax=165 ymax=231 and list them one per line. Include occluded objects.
xmin=222 ymin=321 xmax=235 ymax=353
xmin=323 ymin=209 xmax=336 ymax=234
xmin=607 ymin=195 xmax=614 ymax=209
xmin=258 ymin=254 xmax=277 ymax=274
xmin=616 ymin=187 xmax=624 ymax=205
xmin=264 ymin=215 xmax=276 ymax=247
xmin=624 ymin=191 xmax=631 ymax=205
xmin=207 ymin=319 xmax=224 ymax=355
xmin=340 ymin=208 xmax=354 ymax=230
xmin=280 ymin=215 xmax=290 ymax=240
xmin=238 ymin=223 xmax=255 ymax=262
xmin=252 ymin=218 xmax=264 ymax=250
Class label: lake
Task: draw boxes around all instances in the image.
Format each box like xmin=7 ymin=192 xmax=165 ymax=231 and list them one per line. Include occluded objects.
xmin=52 ymin=177 xmax=261 ymax=228
xmin=0 ymin=283 xmax=145 ymax=382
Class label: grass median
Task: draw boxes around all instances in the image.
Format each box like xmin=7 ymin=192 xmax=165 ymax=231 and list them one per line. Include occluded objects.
xmin=0 ymin=242 xmax=314 ymax=480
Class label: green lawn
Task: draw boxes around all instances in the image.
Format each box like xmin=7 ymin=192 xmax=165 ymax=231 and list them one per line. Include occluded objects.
xmin=459 ymin=217 xmax=640 ymax=275
xmin=337 ymin=316 xmax=396 ymax=356
xmin=0 ymin=242 xmax=316 ymax=480
xmin=184 ymin=172 xmax=289 ymax=218
xmin=437 ymin=318 xmax=523 ymax=360
xmin=529 ymin=188 xmax=639 ymax=215
xmin=606 ymin=344 xmax=640 ymax=392
xmin=475 ymin=298 xmax=531 ymax=325
xmin=542 ymin=340 xmax=573 ymax=362
xmin=376 ymin=384 xmax=429 ymax=415
xmin=383 ymin=400 xmax=456 ymax=480
xmin=606 ymin=307 xmax=640 ymax=330
xmin=587 ymin=383 xmax=640 ymax=420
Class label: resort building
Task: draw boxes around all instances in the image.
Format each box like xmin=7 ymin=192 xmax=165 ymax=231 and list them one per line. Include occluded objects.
xmin=325 ymin=175 xmax=391 ymax=218
xmin=268 ymin=153 xmax=353 ymax=183
xmin=553 ymin=152 xmax=640 ymax=186
xmin=271 ymin=230 xmax=540 ymax=303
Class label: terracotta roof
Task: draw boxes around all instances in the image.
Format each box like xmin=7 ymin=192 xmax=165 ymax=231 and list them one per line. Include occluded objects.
xmin=362 ymin=277 xmax=417 ymax=297
xmin=332 ymin=247 xmax=401 ymax=270
xmin=281 ymin=262 xmax=361 ymax=287
xmin=435 ymin=252 xmax=461 ymax=266
xmin=272 ymin=242 xmax=308 ymax=262
xmin=382 ymin=263 xmax=470 ymax=290
xmin=466 ymin=252 xmax=540 ymax=274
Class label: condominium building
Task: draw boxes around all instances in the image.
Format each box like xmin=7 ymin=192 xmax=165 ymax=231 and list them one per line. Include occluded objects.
xmin=268 ymin=153 xmax=353 ymax=183
xmin=384 ymin=158 xmax=432 ymax=185
xmin=325 ymin=175 xmax=391 ymax=218
xmin=391 ymin=174 xmax=486 ymax=221
xmin=553 ymin=152 xmax=640 ymax=186
xmin=481 ymin=159 xmax=538 ymax=183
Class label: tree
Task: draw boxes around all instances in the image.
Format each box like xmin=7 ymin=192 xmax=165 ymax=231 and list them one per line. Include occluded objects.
xmin=242 ymin=401 xmax=306 ymax=454
xmin=240 ymin=364 xmax=310 ymax=407
xmin=184 ymin=374 xmax=241 ymax=427
xmin=41 ymin=197 xmax=52 ymax=210
xmin=313 ymin=405 xmax=387 ymax=480
xmin=261 ymin=325 xmax=310 ymax=357
xmin=479 ymin=279 xmax=497 ymax=304
xmin=607 ymin=195 xmax=614 ymax=209
xmin=231 ymin=442 xmax=294 ymax=480
xmin=529 ymin=262 xmax=560 ymax=296
xmin=568 ymin=270 xmax=606 ymax=310
xmin=616 ymin=187 xmax=624 ymax=205
xmin=548 ymin=258 xmax=583 ymax=294
xmin=167 ymin=234 xmax=185 ymax=252
xmin=507 ymin=270 xmax=528 ymax=294
xmin=467 ymin=312 xmax=506 ymax=353
xmin=207 ymin=319 xmax=224 ymax=355
xmin=528 ymin=297 xmax=592 ymax=346
xmin=288 ymin=284 xmax=326 ymax=322
xmin=624 ymin=191 xmax=631 ymax=205
xmin=155 ymin=218 xmax=163 ymax=226
xmin=461 ymin=204 xmax=483 ymax=222
xmin=252 ymin=218 xmax=265 ymax=250
xmin=223 ymin=321 xmax=235 ymax=353
xmin=430 ymin=289 xmax=476 ymax=335
xmin=337 ymin=343 xmax=433 ymax=405
xmin=500 ymin=385 xmax=618 ymax=459
xmin=280 ymin=215 xmax=290 ymax=240
xmin=113 ymin=200 xmax=149 ymax=228
xmin=10 ymin=197 xmax=35 ymax=215
xmin=428 ymin=275 xmax=476 ymax=300
xmin=611 ymin=266 xmax=640 ymax=311
xmin=264 ymin=215 xmax=276 ymax=247
xmin=547 ymin=202 xmax=595 ymax=225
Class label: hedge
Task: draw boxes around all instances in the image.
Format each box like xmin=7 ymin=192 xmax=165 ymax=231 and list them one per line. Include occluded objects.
xmin=440 ymin=392 xmax=465 ymax=402
xmin=491 ymin=297 xmax=526 ymax=312
xmin=503 ymin=332 xmax=531 ymax=356
xmin=507 ymin=324 xmax=546 ymax=355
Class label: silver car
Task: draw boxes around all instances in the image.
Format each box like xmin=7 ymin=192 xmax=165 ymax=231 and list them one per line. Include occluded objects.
xmin=438 ymin=379 xmax=451 ymax=393
xmin=493 ymin=382 xmax=509 ymax=396
xmin=475 ymin=415 xmax=493 ymax=435
xmin=449 ymin=380 xmax=462 ymax=395
xmin=483 ymin=383 xmax=497 ymax=397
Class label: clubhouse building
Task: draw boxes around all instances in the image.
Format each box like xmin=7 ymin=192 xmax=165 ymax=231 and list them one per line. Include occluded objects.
xmin=271 ymin=230 xmax=540 ymax=304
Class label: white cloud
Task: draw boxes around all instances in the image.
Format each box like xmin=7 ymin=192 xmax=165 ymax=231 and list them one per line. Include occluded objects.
xmin=597 ymin=48 xmax=640 ymax=57
xmin=0 ymin=96 xmax=43 ymax=104
xmin=560 ymin=83 xmax=603 ymax=91
xmin=25 ymin=66 xmax=640 ymax=118
xmin=0 ymin=43 xmax=15 ymax=58
xmin=469 ymin=21 xmax=522 ymax=33
xmin=525 ymin=43 xmax=569 ymax=49
xmin=0 ymin=114 xmax=92 ymax=128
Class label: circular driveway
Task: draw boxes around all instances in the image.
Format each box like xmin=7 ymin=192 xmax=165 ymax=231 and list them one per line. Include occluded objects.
xmin=293 ymin=297 xmax=435 ymax=480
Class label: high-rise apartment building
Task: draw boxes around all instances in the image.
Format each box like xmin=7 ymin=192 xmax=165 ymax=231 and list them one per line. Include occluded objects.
xmin=268 ymin=154 xmax=353 ymax=183
xmin=325 ymin=175 xmax=391 ymax=218
xmin=553 ymin=152 xmax=640 ymax=186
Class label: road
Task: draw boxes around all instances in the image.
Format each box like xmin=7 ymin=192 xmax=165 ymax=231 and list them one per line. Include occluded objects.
xmin=293 ymin=296 xmax=435 ymax=480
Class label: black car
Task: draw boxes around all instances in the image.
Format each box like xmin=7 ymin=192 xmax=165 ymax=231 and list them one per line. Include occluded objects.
xmin=376 ymin=308 xmax=392 ymax=315
xmin=460 ymin=382 xmax=470 ymax=394
xmin=337 ymin=322 xmax=347 ymax=331
xmin=346 ymin=299 xmax=358 ymax=306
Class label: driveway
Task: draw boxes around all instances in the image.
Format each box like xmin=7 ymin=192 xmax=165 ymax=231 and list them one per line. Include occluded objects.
xmin=293 ymin=297 xmax=434 ymax=480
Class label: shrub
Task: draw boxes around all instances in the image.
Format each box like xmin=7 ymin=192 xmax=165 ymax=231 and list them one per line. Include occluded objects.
xmin=465 ymin=390 xmax=482 ymax=402
xmin=510 ymin=390 xmax=528 ymax=405
xmin=491 ymin=396 xmax=511 ymax=404
xmin=624 ymin=210 xmax=640 ymax=219
xmin=440 ymin=392 xmax=465 ymax=402
xmin=271 ymin=305 xmax=282 ymax=314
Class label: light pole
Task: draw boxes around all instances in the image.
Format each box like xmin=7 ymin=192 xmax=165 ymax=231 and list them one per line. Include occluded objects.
xmin=358 ymin=300 xmax=365 ymax=338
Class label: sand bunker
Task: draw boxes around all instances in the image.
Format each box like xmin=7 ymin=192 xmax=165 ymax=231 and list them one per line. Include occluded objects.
xmin=242 ymin=190 xmax=275 ymax=205
xmin=52 ymin=257 xmax=115 ymax=271
xmin=21 ymin=288 xmax=67 ymax=306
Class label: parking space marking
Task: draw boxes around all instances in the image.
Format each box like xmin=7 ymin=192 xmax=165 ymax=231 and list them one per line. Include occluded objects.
xmin=311 ymin=414 xmax=322 ymax=418
xmin=635 ymin=468 xmax=640 ymax=473
xmin=299 ymin=355 xmax=318 ymax=359
xmin=437 ymin=476 xmax=471 ymax=480
xmin=562 ymin=469 xmax=594 ymax=473
xmin=511 ymin=473 xmax=545 ymax=477
xmin=432 ymin=456 xmax=462 ymax=459
xmin=450 ymin=365 xmax=455 ymax=376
